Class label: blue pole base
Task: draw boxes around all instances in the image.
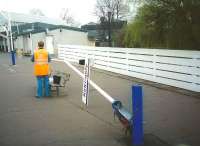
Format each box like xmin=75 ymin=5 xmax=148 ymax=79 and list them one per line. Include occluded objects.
xmin=11 ymin=51 xmax=16 ymax=65
xmin=132 ymin=85 xmax=144 ymax=145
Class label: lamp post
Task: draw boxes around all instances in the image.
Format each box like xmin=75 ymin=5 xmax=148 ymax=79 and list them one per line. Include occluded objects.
xmin=8 ymin=13 xmax=16 ymax=65
xmin=107 ymin=11 xmax=112 ymax=47
xmin=0 ymin=11 xmax=15 ymax=65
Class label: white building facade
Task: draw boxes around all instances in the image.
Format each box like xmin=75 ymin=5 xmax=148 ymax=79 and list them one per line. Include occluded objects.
xmin=14 ymin=27 xmax=95 ymax=55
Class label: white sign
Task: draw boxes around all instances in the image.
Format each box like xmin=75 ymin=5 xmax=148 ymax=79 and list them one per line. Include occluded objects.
xmin=82 ymin=58 xmax=90 ymax=106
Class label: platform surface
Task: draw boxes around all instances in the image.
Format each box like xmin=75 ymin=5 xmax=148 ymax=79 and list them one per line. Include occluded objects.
xmin=0 ymin=53 xmax=199 ymax=146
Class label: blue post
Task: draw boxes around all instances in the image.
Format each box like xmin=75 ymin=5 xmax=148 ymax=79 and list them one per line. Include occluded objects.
xmin=11 ymin=51 xmax=16 ymax=65
xmin=132 ymin=85 xmax=143 ymax=145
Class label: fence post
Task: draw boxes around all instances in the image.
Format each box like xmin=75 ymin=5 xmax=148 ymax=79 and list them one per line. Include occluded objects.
xmin=153 ymin=49 xmax=156 ymax=79
xmin=126 ymin=51 xmax=129 ymax=73
xmin=132 ymin=85 xmax=144 ymax=145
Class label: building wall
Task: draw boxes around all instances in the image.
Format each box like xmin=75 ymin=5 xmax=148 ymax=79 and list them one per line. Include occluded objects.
xmin=14 ymin=32 xmax=46 ymax=53
xmin=31 ymin=32 xmax=46 ymax=52
xmin=3 ymin=39 xmax=7 ymax=52
xmin=49 ymin=29 xmax=94 ymax=46
xmin=0 ymin=39 xmax=3 ymax=46
xmin=14 ymin=28 xmax=95 ymax=54
xmin=0 ymin=38 xmax=9 ymax=52
xmin=0 ymin=38 xmax=4 ymax=51
xmin=48 ymin=29 xmax=94 ymax=54
xmin=0 ymin=39 xmax=3 ymax=50
xmin=14 ymin=36 xmax=23 ymax=49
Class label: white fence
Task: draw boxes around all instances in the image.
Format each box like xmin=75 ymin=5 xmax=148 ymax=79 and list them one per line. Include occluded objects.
xmin=58 ymin=45 xmax=200 ymax=92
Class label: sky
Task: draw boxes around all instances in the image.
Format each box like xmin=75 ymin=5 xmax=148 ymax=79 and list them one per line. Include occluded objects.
xmin=0 ymin=0 xmax=98 ymax=25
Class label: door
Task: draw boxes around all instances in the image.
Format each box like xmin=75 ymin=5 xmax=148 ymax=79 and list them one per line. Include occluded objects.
xmin=45 ymin=36 xmax=54 ymax=54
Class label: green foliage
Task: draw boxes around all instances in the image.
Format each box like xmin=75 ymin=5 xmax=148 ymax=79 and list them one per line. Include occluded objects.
xmin=123 ymin=0 xmax=200 ymax=50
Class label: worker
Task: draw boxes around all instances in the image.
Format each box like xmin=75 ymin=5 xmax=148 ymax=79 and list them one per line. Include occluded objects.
xmin=31 ymin=41 xmax=51 ymax=98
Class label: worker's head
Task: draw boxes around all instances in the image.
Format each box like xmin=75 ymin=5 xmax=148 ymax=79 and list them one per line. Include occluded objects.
xmin=38 ymin=41 xmax=44 ymax=49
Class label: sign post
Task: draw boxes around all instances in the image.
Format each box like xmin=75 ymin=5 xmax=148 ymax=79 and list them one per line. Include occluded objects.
xmin=82 ymin=58 xmax=90 ymax=106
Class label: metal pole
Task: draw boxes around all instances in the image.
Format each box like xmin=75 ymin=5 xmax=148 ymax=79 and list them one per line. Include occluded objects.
xmin=8 ymin=14 xmax=13 ymax=52
xmin=29 ymin=33 xmax=33 ymax=54
xmin=8 ymin=13 xmax=15 ymax=65
xmin=4 ymin=27 xmax=11 ymax=53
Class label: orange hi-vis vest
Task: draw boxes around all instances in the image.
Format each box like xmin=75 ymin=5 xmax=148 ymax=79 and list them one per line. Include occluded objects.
xmin=34 ymin=49 xmax=49 ymax=76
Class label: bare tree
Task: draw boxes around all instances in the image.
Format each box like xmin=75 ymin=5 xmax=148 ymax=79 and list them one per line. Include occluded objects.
xmin=60 ymin=8 xmax=76 ymax=26
xmin=29 ymin=9 xmax=45 ymax=16
xmin=95 ymin=0 xmax=129 ymax=21
xmin=115 ymin=0 xmax=130 ymax=19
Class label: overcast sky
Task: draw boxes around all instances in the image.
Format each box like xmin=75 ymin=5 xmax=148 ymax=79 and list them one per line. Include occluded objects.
xmin=0 ymin=0 xmax=98 ymax=25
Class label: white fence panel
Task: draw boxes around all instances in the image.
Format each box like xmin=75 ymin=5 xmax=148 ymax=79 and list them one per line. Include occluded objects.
xmin=126 ymin=71 xmax=154 ymax=81
xmin=95 ymin=60 xmax=108 ymax=66
xmin=58 ymin=45 xmax=200 ymax=92
xmin=128 ymin=60 xmax=153 ymax=68
xmin=156 ymin=57 xmax=198 ymax=66
xmin=155 ymin=70 xmax=193 ymax=83
xmin=127 ymin=54 xmax=154 ymax=62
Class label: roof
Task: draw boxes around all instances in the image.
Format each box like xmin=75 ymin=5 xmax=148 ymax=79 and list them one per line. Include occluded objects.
xmin=11 ymin=22 xmax=86 ymax=37
xmin=0 ymin=11 xmax=67 ymax=26
xmin=87 ymin=22 xmax=97 ymax=25
xmin=81 ymin=20 xmax=127 ymax=41
xmin=81 ymin=20 xmax=127 ymax=31
xmin=81 ymin=22 xmax=97 ymax=31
